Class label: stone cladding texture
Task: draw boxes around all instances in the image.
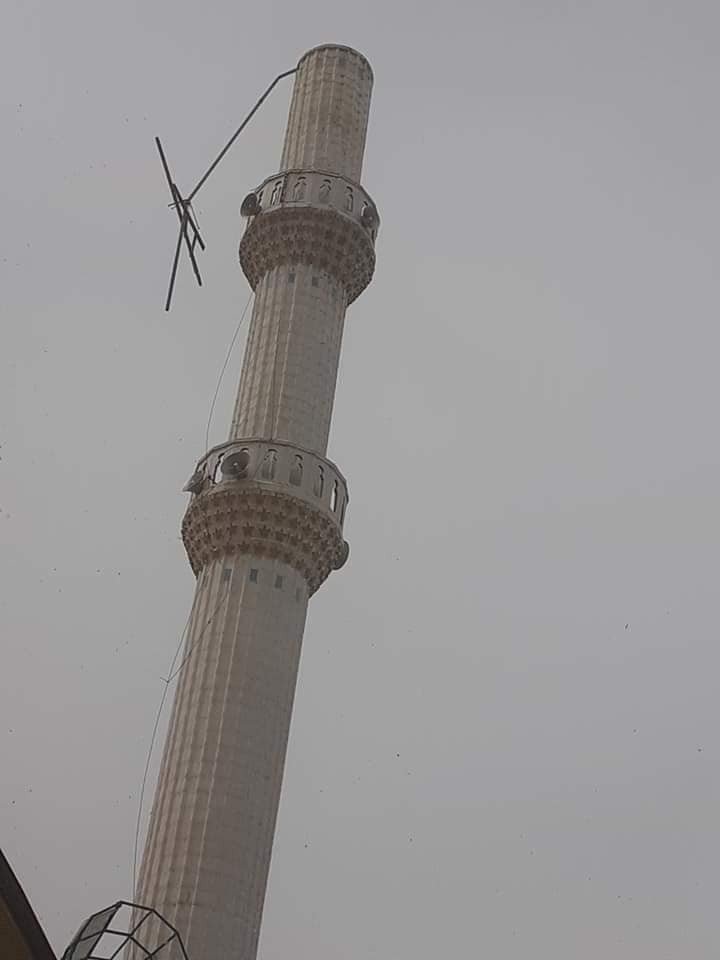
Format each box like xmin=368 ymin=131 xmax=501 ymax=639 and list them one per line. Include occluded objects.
xmin=182 ymin=484 xmax=348 ymax=594
xmin=137 ymin=44 xmax=375 ymax=960
xmin=136 ymin=557 xmax=308 ymax=960
xmin=280 ymin=45 xmax=373 ymax=181
xmin=230 ymin=264 xmax=347 ymax=456
xmin=239 ymin=205 xmax=375 ymax=306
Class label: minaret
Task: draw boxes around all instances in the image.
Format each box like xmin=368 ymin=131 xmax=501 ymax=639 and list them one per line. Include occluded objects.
xmin=136 ymin=45 xmax=378 ymax=960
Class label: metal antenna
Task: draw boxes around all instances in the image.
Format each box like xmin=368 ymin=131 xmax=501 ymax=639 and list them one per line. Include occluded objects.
xmin=156 ymin=67 xmax=297 ymax=311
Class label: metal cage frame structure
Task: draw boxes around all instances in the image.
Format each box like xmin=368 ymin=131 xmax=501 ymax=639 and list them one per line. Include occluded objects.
xmin=61 ymin=901 xmax=190 ymax=960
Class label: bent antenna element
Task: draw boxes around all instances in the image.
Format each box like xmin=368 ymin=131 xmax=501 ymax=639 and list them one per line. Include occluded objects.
xmin=155 ymin=67 xmax=297 ymax=311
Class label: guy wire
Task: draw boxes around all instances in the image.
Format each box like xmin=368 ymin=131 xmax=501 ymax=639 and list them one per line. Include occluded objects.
xmin=133 ymin=285 xmax=257 ymax=896
xmin=132 ymin=603 xmax=192 ymax=900
xmin=131 ymin=579 xmax=232 ymax=900
xmin=205 ymin=290 xmax=254 ymax=452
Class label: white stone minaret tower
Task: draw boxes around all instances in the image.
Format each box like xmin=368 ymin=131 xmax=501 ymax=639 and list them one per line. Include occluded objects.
xmin=136 ymin=45 xmax=378 ymax=960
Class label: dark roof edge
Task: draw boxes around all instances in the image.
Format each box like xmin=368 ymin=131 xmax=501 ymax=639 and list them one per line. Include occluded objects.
xmin=0 ymin=848 xmax=57 ymax=960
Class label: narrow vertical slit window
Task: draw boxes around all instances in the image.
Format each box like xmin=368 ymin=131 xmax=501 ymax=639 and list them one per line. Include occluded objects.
xmin=289 ymin=455 xmax=303 ymax=487
xmin=261 ymin=449 xmax=277 ymax=481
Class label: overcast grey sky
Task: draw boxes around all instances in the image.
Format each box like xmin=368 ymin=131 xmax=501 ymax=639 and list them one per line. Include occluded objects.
xmin=2 ymin=1 xmax=719 ymax=957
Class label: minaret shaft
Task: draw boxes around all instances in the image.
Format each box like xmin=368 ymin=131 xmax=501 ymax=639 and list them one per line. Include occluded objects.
xmin=137 ymin=557 xmax=308 ymax=960
xmin=137 ymin=45 xmax=377 ymax=960
xmin=229 ymin=265 xmax=347 ymax=455
xmin=280 ymin=45 xmax=372 ymax=180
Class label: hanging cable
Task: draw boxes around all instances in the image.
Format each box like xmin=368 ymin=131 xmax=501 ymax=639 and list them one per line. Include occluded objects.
xmin=205 ymin=291 xmax=254 ymax=452
xmin=133 ymin=286 xmax=258 ymax=898
xmin=164 ymin=585 xmax=231 ymax=685
xmin=131 ymin=605 xmax=191 ymax=900
xmin=131 ymin=577 xmax=231 ymax=900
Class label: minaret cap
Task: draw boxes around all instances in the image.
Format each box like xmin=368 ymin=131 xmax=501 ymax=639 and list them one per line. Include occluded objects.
xmin=296 ymin=43 xmax=374 ymax=80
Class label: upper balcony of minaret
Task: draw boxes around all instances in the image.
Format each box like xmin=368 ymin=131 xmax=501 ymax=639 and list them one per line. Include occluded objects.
xmin=239 ymin=169 xmax=379 ymax=304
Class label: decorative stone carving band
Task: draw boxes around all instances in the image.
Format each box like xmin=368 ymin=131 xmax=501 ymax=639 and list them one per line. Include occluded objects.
xmin=181 ymin=439 xmax=350 ymax=592
xmin=182 ymin=486 xmax=349 ymax=594
xmin=239 ymin=169 xmax=379 ymax=304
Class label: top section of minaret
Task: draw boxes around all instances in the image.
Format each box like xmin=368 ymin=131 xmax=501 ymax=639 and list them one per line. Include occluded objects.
xmin=239 ymin=44 xmax=379 ymax=306
xmin=280 ymin=44 xmax=374 ymax=182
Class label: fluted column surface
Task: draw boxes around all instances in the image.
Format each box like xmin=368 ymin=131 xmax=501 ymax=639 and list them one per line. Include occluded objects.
xmin=137 ymin=556 xmax=309 ymax=960
xmin=229 ymin=264 xmax=347 ymax=456
xmin=136 ymin=44 xmax=375 ymax=960
xmin=280 ymin=45 xmax=373 ymax=182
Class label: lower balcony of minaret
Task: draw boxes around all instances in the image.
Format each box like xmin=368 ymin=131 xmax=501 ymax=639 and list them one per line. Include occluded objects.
xmin=181 ymin=438 xmax=350 ymax=594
